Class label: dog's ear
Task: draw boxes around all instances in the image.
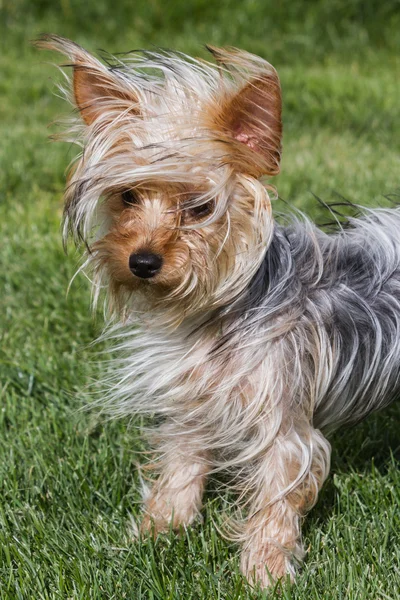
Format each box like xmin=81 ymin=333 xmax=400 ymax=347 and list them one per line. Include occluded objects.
xmin=35 ymin=34 xmax=140 ymax=125
xmin=209 ymin=47 xmax=282 ymax=177
xmin=72 ymin=62 xmax=139 ymax=126
xmin=223 ymin=74 xmax=282 ymax=175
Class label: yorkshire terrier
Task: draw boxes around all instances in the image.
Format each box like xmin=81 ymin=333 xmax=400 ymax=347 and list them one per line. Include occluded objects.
xmin=37 ymin=34 xmax=398 ymax=588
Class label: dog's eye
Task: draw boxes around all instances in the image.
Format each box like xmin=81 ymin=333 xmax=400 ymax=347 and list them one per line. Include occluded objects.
xmin=185 ymin=200 xmax=215 ymax=220
xmin=122 ymin=190 xmax=140 ymax=206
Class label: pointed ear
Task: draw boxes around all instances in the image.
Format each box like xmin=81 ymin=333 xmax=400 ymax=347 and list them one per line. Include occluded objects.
xmin=72 ymin=63 xmax=139 ymax=125
xmin=209 ymin=47 xmax=282 ymax=176
xmin=223 ymin=73 xmax=282 ymax=175
xmin=35 ymin=34 xmax=140 ymax=125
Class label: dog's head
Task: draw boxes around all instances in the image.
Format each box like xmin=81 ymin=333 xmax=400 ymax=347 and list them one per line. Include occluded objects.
xmin=38 ymin=35 xmax=282 ymax=323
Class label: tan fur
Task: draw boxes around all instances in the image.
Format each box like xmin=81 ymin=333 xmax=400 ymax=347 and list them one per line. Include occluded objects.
xmin=141 ymin=446 xmax=210 ymax=535
xmin=36 ymin=35 xmax=334 ymax=590
xmin=241 ymin=426 xmax=330 ymax=586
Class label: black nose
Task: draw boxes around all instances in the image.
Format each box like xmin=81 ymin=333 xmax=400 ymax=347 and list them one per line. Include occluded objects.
xmin=129 ymin=252 xmax=163 ymax=279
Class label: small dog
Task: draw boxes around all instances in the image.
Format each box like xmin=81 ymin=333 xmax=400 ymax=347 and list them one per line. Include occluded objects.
xmin=38 ymin=34 xmax=398 ymax=588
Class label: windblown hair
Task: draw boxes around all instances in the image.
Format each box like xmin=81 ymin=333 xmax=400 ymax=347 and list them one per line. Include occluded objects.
xmin=37 ymin=35 xmax=399 ymax=588
xmin=37 ymin=34 xmax=283 ymax=321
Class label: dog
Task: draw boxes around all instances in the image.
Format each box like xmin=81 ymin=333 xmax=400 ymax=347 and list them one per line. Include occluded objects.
xmin=37 ymin=34 xmax=399 ymax=588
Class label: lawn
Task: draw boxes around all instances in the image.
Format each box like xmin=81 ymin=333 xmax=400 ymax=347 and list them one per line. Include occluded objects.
xmin=0 ymin=1 xmax=399 ymax=598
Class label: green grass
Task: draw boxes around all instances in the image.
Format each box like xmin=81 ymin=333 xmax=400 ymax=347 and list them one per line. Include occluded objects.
xmin=0 ymin=1 xmax=400 ymax=598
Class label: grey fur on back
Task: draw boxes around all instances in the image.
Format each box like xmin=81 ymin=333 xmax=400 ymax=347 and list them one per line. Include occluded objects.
xmin=225 ymin=207 xmax=400 ymax=432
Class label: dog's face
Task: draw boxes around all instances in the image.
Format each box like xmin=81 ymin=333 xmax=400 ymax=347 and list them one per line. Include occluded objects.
xmin=91 ymin=172 xmax=275 ymax=321
xmin=39 ymin=36 xmax=282 ymax=320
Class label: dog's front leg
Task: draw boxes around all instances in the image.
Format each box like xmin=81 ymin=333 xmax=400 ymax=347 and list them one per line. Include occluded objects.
xmin=240 ymin=424 xmax=331 ymax=588
xmin=141 ymin=424 xmax=211 ymax=535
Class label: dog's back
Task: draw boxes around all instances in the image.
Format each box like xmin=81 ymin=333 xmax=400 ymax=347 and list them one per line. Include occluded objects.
xmin=265 ymin=208 xmax=400 ymax=430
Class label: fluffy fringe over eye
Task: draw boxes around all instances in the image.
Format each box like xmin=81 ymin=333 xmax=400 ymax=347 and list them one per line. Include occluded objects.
xmin=36 ymin=34 xmax=281 ymax=249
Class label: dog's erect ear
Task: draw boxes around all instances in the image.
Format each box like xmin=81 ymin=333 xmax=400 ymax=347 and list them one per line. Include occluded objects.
xmin=35 ymin=34 xmax=140 ymax=125
xmin=223 ymin=74 xmax=282 ymax=175
xmin=209 ymin=47 xmax=282 ymax=177
xmin=72 ymin=63 xmax=139 ymax=126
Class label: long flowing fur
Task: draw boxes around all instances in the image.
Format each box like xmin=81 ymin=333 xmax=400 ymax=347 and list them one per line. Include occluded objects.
xmin=98 ymin=207 xmax=400 ymax=438
xmin=37 ymin=35 xmax=398 ymax=587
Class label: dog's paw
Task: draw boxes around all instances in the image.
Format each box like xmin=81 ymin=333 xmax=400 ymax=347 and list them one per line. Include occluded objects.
xmin=240 ymin=540 xmax=295 ymax=589
xmin=139 ymin=492 xmax=201 ymax=537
